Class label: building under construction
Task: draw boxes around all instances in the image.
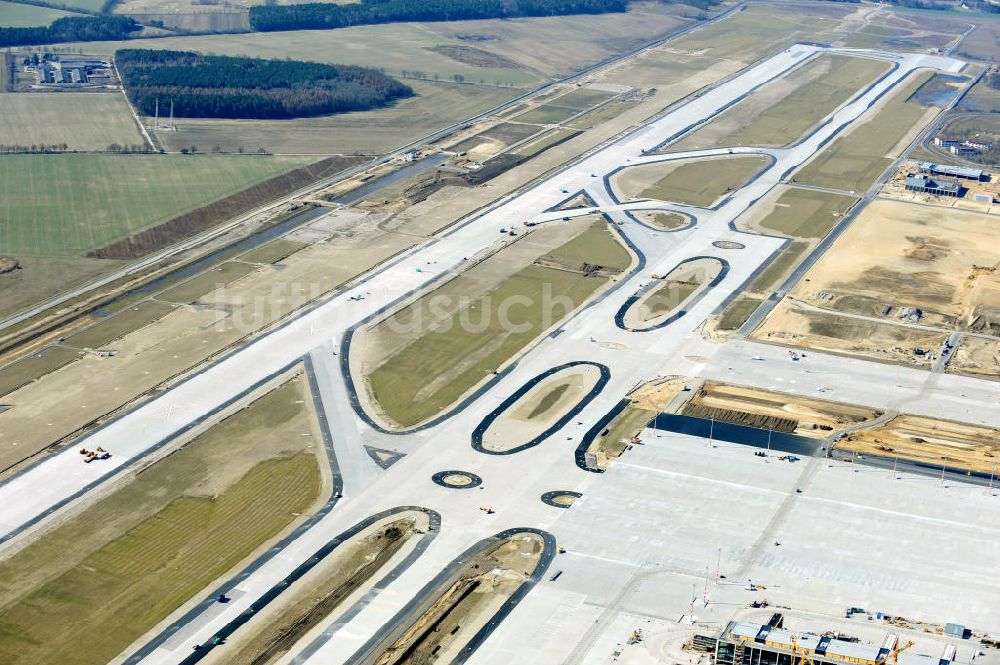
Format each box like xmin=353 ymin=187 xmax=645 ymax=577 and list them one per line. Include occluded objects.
xmin=714 ymin=620 xmax=960 ymax=665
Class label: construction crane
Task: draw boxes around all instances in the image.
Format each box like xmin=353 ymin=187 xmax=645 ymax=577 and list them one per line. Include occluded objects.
xmin=883 ymin=640 xmax=914 ymax=665
xmin=790 ymin=636 xmax=816 ymax=665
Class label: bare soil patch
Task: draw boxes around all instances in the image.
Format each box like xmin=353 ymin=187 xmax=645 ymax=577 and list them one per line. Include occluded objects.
xmin=626 ymin=257 xmax=722 ymax=328
xmin=683 ymin=381 xmax=882 ymax=438
xmin=364 ymin=532 xmax=545 ymax=665
xmin=208 ymin=512 xmax=430 ymax=665
xmin=428 ymin=45 xmax=521 ymax=69
xmin=754 ymin=199 xmax=1000 ymax=363
xmin=947 ymin=336 xmax=1000 ymax=380
xmin=586 ymin=377 xmax=688 ymax=469
xmin=836 ymin=415 xmax=1000 ymax=474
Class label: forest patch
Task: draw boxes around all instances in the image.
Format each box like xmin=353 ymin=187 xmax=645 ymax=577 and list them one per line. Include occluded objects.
xmin=116 ymin=49 xmax=414 ymax=120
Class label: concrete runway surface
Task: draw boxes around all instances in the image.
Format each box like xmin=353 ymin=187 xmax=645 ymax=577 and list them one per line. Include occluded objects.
xmin=2 ymin=45 xmax=995 ymax=665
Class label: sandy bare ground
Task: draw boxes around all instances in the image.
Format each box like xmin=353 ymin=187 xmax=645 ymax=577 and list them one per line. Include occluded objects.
xmin=684 ymin=381 xmax=882 ymax=439
xmin=479 ymin=364 xmax=603 ymax=452
xmin=753 ymin=199 xmax=1000 ymax=364
xmin=586 ymin=376 xmax=689 ymax=469
xmin=366 ymin=532 xmax=544 ymax=665
xmin=753 ymin=299 xmax=948 ymax=368
xmin=836 ymin=414 xmax=1000 ymax=474
xmin=947 ymin=335 xmax=1000 ymax=379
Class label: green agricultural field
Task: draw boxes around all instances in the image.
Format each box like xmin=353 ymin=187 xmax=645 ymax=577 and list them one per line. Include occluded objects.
xmin=514 ymin=88 xmax=615 ymax=125
xmin=550 ymin=88 xmax=617 ymax=111
xmin=0 ymin=154 xmax=318 ymax=257
xmin=0 ymin=376 xmax=323 ymax=665
xmin=0 ymin=1 xmax=80 ymax=27
xmin=793 ymin=71 xmax=935 ymax=192
xmin=515 ymin=104 xmax=583 ymax=125
xmin=677 ymin=55 xmax=890 ymax=149
xmin=638 ymin=155 xmax=769 ymax=207
xmin=0 ymin=93 xmax=143 ymax=151
xmin=366 ymin=223 xmax=628 ymax=427
xmin=757 ymin=188 xmax=857 ymax=239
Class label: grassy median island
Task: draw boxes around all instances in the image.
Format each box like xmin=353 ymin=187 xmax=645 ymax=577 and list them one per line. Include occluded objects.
xmin=0 ymin=373 xmax=325 ymax=665
xmin=362 ymin=219 xmax=632 ymax=428
xmin=613 ymin=155 xmax=770 ymax=208
xmin=792 ymin=71 xmax=936 ymax=192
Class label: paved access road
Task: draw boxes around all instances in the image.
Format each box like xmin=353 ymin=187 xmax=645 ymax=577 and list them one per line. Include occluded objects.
xmin=0 ymin=44 xmax=987 ymax=665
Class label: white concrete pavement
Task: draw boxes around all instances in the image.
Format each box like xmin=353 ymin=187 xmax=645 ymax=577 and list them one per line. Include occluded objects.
xmin=0 ymin=44 xmax=985 ymax=665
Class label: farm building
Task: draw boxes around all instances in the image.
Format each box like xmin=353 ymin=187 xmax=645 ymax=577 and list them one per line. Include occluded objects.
xmin=905 ymin=174 xmax=962 ymax=197
xmin=918 ymin=162 xmax=983 ymax=181
xmin=714 ymin=620 xmax=965 ymax=665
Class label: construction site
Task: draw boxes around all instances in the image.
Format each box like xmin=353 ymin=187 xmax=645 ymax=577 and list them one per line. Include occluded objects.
xmin=711 ymin=616 xmax=992 ymax=665
xmin=881 ymin=160 xmax=1000 ymax=213
xmin=752 ymin=198 xmax=1000 ymax=372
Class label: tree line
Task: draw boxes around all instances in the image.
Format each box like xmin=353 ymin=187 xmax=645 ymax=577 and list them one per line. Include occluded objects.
xmin=0 ymin=16 xmax=139 ymax=48
xmin=116 ymin=49 xmax=414 ymax=120
xmin=249 ymin=0 xmax=629 ymax=33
